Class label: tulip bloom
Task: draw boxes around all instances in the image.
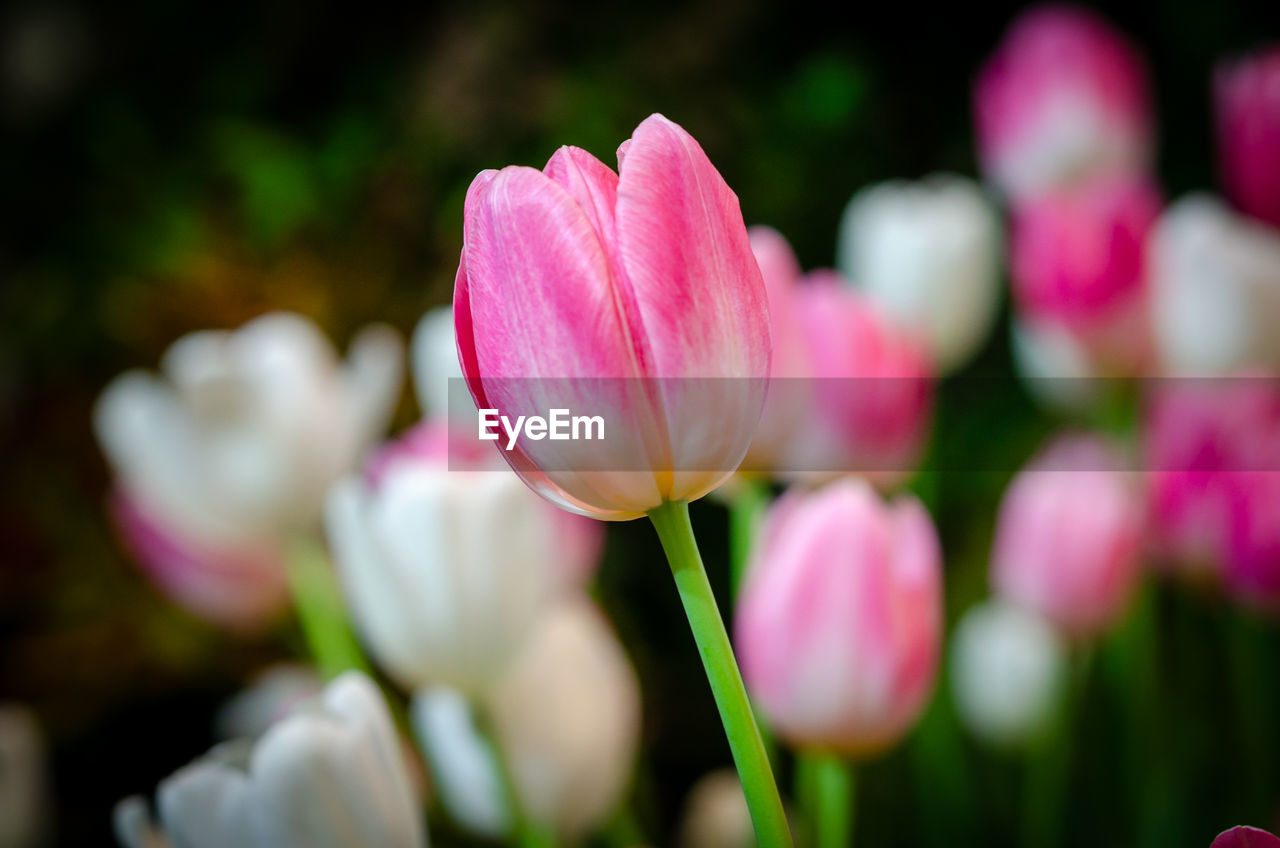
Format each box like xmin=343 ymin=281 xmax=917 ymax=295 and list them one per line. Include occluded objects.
xmin=677 ymin=770 xmax=755 ymax=848
xmin=1144 ymin=378 xmax=1280 ymax=606
xmin=837 ymin=175 xmax=1003 ymax=373
xmin=950 ymin=600 xmax=1066 ymax=747
xmin=992 ymin=434 xmax=1143 ymax=637
xmin=1009 ymin=175 xmax=1160 ymax=375
xmin=1149 ymin=196 xmax=1280 ymax=376
xmin=115 ymin=672 xmax=426 ymax=848
xmin=735 ymin=479 xmax=943 ymax=755
xmin=1010 ymin=318 xmax=1104 ymax=411
xmin=412 ymin=599 xmax=641 ymax=842
xmin=454 ymin=113 xmax=770 ymax=520
xmin=1215 ymin=47 xmax=1280 ymax=230
xmin=1212 ymin=827 xmax=1280 ymax=848
xmin=974 ymin=5 xmax=1153 ymax=200
xmin=327 ymin=423 xmax=579 ymax=693
xmin=0 ymin=705 xmax=48 ymax=848
xmin=745 ymin=229 xmax=933 ymax=484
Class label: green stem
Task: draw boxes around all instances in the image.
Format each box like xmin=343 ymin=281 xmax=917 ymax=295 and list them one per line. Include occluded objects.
xmin=475 ymin=707 xmax=559 ymax=848
xmin=729 ymin=477 xmax=771 ymax=596
xmin=648 ymin=500 xmax=792 ymax=848
xmin=285 ymin=536 xmax=370 ymax=679
xmin=797 ymin=751 xmax=854 ymax=848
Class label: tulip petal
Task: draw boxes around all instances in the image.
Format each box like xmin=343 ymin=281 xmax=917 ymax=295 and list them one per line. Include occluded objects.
xmin=614 ymin=114 xmax=770 ymax=497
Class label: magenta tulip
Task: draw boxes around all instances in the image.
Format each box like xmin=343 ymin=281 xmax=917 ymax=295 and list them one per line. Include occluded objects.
xmin=993 ymin=434 xmax=1143 ymax=638
xmin=1215 ymin=47 xmax=1280 ymax=229
xmin=454 ymin=114 xmax=770 ymax=520
xmin=744 ymin=228 xmax=932 ymax=484
xmin=974 ymin=5 xmax=1153 ymax=200
xmin=1009 ymin=174 xmax=1160 ymax=375
xmin=1212 ymin=826 xmax=1280 ymax=848
xmin=1144 ymin=379 xmax=1280 ymax=606
xmin=735 ymin=479 xmax=943 ymax=755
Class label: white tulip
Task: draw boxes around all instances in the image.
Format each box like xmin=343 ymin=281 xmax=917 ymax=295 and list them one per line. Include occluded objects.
xmin=412 ymin=599 xmax=641 ymax=842
xmin=114 ymin=672 xmax=426 ymax=848
xmin=410 ymin=306 xmax=467 ymax=420
xmin=214 ymin=664 xmax=323 ymax=741
xmin=838 ymin=175 xmax=1003 ymax=373
xmin=950 ymin=600 xmax=1066 ymax=747
xmin=0 ymin=704 xmax=49 ymax=848
xmin=96 ymin=312 xmax=403 ymax=544
xmin=1010 ymin=319 xmax=1103 ymax=411
xmin=1150 ymin=195 xmax=1280 ymax=376
xmin=676 ymin=770 xmax=755 ymax=848
xmin=325 ymin=443 xmax=558 ymax=693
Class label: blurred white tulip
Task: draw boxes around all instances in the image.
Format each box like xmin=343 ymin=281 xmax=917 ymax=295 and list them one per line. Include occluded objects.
xmin=410 ymin=306 xmax=466 ymax=420
xmin=412 ymin=598 xmax=641 ymax=843
xmin=94 ymin=312 xmax=403 ymax=627
xmin=677 ymin=770 xmax=755 ymax=848
xmin=838 ymin=175 xmax=1003 ymax=373
xmin=215 ymin=664 xmax=323 ymax=741
xmin=1010 ymin=319 xmax=1102 ymax=411
xmin=1150 ymin=195 xmax=1280 ymax=376
xmin=325 ymin=429 xmax=558 ymax=693
xmin=950 ymin=600 xmax=1066 ymax=747
xmin=114 ymin=672 xmax=426 ymax=848
xmin=0 ymin=704 xmax=49 ymax=848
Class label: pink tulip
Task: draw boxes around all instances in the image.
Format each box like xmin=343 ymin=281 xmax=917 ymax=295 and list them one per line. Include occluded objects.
xmin=974 ymin=5 xmax=1153 ymax=200
xmin=454 ymin=114 xmax=770 ymax=520
xmin=1215 ymin=46 xmax=1280 ymax=229
xmin=744 ymin=228 xmax=932 ymax=484
xmin=1009 ymin=175 xmax=1160 ymax=374
xmin=1144 ymin=379 xmax=1280 ymax=606
xmin=109 ymin=490 xmax=289 ymax=631
xmin=1212 ymin=826 xmax=1280 ymax=848
xmin=992 ymin=434 xmax=1143 ymax=638
xmin=735 ymin=479 xmax=943 ymax=755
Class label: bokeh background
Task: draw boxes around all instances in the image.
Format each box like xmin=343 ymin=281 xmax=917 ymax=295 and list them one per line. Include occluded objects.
xmin=3 ymin=0 xmax=1279 ymax=844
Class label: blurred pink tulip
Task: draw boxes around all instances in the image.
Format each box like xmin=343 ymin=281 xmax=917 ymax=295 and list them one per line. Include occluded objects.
xmin=735 ymin=479 xmax=943 ymax=755
xmin=1009 ymin=175 xmax=1160 ymax=374
xmin=455 ymin=114 xmax=770 ymax=520
xmin=1212 ymin=826 xmax=1280 ymax=848
xmin=1215 ymin=47 xmax=1280 ymax=229
xmin=1144 ymin=379 xmax=1280 ymax=606
xmin=110 ymin=490 xmax=289 ymax=631
xmin=974 ymin=5 xmax=1153 ymax=200
xmin=745 ymin=228 xmax=933 ymax=484
xmin=992 ymin=434 xmax=1143 ymax=638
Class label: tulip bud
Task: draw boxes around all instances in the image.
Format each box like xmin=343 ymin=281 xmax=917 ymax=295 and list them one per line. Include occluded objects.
xmin=412 ymin=599 xmax=641 ymax=842
xmin=950 ymin=600 xmax=1067 ymax=747
xmin=411 ymin=306 xmax=465 ymax=421
xmin=837 ymin=175 xmax=1003 ymax=373
xmin=94 ymin=312 xmax=403 ymax=628
xmin=735 ymin=479 xmax=943 ymax=755
xmin=974 ymin=5 xmax=1153 ymax=200
xmin=744 ymin=226 xmax=932 ymax=483
xmin=1215 ymin=46 xmax=1280 ymax=230
xmin=1008 ymin=175 xmax=1160 ymax=376
xmin=992 ymin=434 xmax=1143 ymax=638
xmin=1149 ymin=196 xmax=1280 ymax=376
xmin=215 ymin=665 xmax=323 ymax=741
xmin=326 ymin=424 xmax=564 ymax=693
xmin=115 ymin=672 xmax=426 ymax=848
xmin=454 ymin=113 xmax=770 ymax=519
xmin=676 ymin=770 xmax=756 ymax=848
xmin=1212 ymin=827 xmax=1280 ymax=848
xmin=1144 ymin=378 xmax=1280 ymax=606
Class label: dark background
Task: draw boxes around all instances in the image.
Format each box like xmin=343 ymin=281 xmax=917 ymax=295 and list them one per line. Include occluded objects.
xmin=3 ymin=1 xmax=1279 ymax=844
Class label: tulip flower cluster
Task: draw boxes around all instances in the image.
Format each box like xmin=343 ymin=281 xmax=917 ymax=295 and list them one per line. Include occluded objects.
xmin=82 ymin=11 xmax=1280 ymax=846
